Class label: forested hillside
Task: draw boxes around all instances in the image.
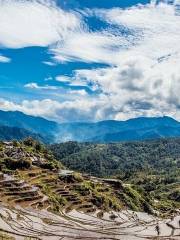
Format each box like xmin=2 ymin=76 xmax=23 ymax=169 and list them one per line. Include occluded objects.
xmin=50 ymin=138 xmax=180 ymax=212
xmin=0 ymin=125 xmax=45 ymax=142
xmin=50 ymin=138 xmax=180 ymax=177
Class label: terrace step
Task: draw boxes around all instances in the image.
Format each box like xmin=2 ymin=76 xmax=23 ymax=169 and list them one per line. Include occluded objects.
xmin=78 ymin=203 xmax=94 ymax=209
xmin=65 ymin=196 xmax=79 ymax=201
xmin=14 ymin=195 xmax=43 ymax=203
xmin=0 ymin=185 xmax=32 ymax=192
xmin=55 ymin=190 xmax=69 ymax=194
xmin=3 ymin=190 xmax=39 ymax=197
xmin=0 ymin=180 xmax=22 ymax=186
xmin=31 ymin=196 xmax=49 ymax=209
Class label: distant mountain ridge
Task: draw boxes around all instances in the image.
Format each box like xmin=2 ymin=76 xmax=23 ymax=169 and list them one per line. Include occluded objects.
xmin=0 ymin=110 xmax=179 ymax=142
xmin=0 ymin=125 xmax=45 ymax=142
xmin=0 ymin=110 xmax=58 ymax=133
xmin=57 ymin=116 xmax=180 ymax=142
xmin=0 ymin=110 xmax=58 ymax=142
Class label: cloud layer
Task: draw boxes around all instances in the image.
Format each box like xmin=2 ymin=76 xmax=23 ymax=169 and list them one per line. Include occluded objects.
xmin=0 ymin=0 xmax=180 ymax=122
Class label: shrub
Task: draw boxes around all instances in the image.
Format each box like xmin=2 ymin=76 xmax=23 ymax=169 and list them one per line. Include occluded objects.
xmin=23 ymin=137 xmax=35 ymax=147
xmin=40 ymin=160 xmax=60 ymax=170
xmin=4 ymin=157 xmax=32 ymax=170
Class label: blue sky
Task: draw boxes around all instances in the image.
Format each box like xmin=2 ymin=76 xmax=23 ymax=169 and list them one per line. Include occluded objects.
xmin=0 ymin=0 xmax=179 ymax=122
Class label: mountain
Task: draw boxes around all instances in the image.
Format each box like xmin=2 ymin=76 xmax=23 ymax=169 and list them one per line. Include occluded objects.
xmin=0 ymin=125 xmax=46 ymax=142
xmin=91 ymin=125 xmax=180 ymax=142
xmin=0 ymin=110 xmax=58 ymax=142
xmin=57 ymin=116 xmax=180 ymax=142
xmin=0 ymin=110 xmax=179 ymax=143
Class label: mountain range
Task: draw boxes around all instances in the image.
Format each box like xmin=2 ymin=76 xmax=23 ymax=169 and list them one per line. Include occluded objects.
xmin=57 ymin=116 xmax=180 ymax=142
xmin=0 ymin=110 xmax=179 ymax=143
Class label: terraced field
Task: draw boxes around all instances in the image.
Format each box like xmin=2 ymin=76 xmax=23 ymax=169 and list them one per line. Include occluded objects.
xmin=0 ymin=172 xmax=46 ymax=208
xmin=0 ymin=170 xmax=179 ymax=240
xmin=0 ymin=140 xmax=179 ymax=239
xmin=0 ymin=169 xmax=118 ymax=213
xmin=0 ymin=204 xmax=179 ymax=240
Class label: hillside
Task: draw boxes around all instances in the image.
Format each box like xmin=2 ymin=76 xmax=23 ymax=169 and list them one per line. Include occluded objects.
xmin=91 ymin=125 xmax=180 ymax=142
xmin=0 ymin=125 xmax=45 ymax=142
xmin=0 ymin=139 xmax=179 ymax=239
xmin=0 ymin=138 xmax=179 ymax=215
xmin=0 ymin=139 xmax=153 ymax=213
xmin=0 ymin=110 xmax=58 ymax=141
xmin=50 ymin=138 xmax=180 ymax=177
xmin=50 ymin=138 xmax=180 ymax=213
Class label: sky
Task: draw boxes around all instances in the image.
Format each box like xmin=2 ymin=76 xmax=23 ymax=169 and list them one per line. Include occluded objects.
xmin=0 ymin=0 xmax=180 ymax=122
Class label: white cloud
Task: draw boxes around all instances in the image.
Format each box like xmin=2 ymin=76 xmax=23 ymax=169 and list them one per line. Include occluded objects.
xmin=0 ymin=1 xmax=180 ymax=121
xmin=0 ymin=0 xmax=81 ymax=48
xmin=24 ymin=82 xmax=58 ymax=90
xmin=0 ymin=98 xmax=59 ymax=119
xmin=68 ymin=89 xmax=88 ymax=96
xmin=0 ymin=55 xmax=11 ymax=63
xmin=55 ymin=2 xmax=180 ymax=121
xmin=43 ymin=61 xmax=56 ymax=66
xmin=0 ymin=97 xmax=101 ymax=122
xmin=52 ymin=32 xmax=129 ymax=64
xmin=94 ymin=3 xmax=180 ymax=62
xmin=55 ymin=76 xmax=72 ymax=83
xmin=0 ymin=90 xmax=179 ymax=123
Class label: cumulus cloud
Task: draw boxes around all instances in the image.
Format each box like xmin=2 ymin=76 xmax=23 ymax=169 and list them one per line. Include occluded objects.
xmin=0 ymin=89 xmax=179 ymax=123
xmin=52 ymin=2 xmax=180 ymax=121
xmin=55 ymin=76 xmax=72 ymax=83
xmin=0 ymin=98 xmax=60 ymax=119
xmin=68 ymin=89 xmax=88 ymax=96
xmin=0 ymin=97 xmax=101 ymax=122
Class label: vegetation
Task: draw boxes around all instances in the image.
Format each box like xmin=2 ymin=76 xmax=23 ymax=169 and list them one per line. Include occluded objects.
xmin=0 ymin=137 xmax=62 ymax=172
xmin=50 ymin=138 xmax=180 ymax=177
xmin=0 ymin=137 xmax=179 ymax=217
xmin=50 ymin=138 xmax=180 ymax=215
xmin=0 ymin=232 xmax=15 ymax=240
xmin=0 ymin=125 xmax=46 ymax=142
